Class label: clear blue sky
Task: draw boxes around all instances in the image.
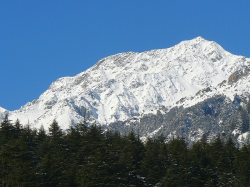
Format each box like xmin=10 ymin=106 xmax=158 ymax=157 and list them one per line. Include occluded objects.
xmin=1 ymin=1 xmax=250 ymax=110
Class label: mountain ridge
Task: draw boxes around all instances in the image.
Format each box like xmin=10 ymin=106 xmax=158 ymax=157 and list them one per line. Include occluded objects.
xmin=1 ymin=37 xmax=250 ymax=132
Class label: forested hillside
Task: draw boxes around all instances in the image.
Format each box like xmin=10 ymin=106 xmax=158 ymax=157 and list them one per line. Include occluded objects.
xmin=108 ymin=95 xmax=250 ymax=147
xmin=1 ymin=115 xmax=250 ymax=187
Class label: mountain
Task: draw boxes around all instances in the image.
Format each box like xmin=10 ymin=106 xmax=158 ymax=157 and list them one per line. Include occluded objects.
xmin=0 ymin=107 xmax=7 ymax=119
xmin=1 ymin=36 xmax=250 ymax=144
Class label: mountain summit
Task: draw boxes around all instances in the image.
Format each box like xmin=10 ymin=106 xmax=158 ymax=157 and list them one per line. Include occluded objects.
xmin=2 ymin=37 xmax=250 ymax=130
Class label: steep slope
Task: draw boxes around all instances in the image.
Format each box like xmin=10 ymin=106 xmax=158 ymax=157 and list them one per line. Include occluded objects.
xmin=0 ymin=107 xmax=7 ymax=119
xmin=107 ymin=95 xmax=238 ymax=143
xmin=3 ymin=37 xmax=250 ymax=130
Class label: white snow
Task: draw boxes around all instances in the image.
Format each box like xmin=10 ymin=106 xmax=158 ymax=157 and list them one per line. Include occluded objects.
xmin=0 ymin=107 xmax=6 ymax=113
xmin=237 ymin=132 xmax=250 ymax=146
xmin=1 ymin=36 xmax=250 ymax=130
xmin=140 ymin=125 xmax=164 ymax=142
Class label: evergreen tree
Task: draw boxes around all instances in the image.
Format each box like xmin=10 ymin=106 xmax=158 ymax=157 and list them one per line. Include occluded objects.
xmin=39 ymin=120 xmax=66 ymax=187
xmin=48 ymin=119 xmax=63 ymax=140
xmin=36 ymin=125 xmax=49 ymax=185
xmin=0 ymin=123 xmax=37 ymax=186
xmin=141 ymin=135 xmax=168 ymax=186
xmin=0 ymin=115 xmax=15 ymax=186
xmin=13 ymin=119 xmax=23 ymax=139
xmin=75 ymin=117 xmax=88 ymax=136
xmin=234 ymin=145 xmax=250 ymax=186
xmin=160 ymin=137 xmax=189 ymax=187
xmin=217 ymin=136 xmax=237 ymax=186
xmin=10 ymin=124 xmax=37 ymax=186
xmin=76 ymin=124 xmax=107 ymax=186
xmin=0 ymin=140 xmax=15 ymax=186
xmin=118 ymin=131 xmax=145 ymax=186
xmin=2 ymin=114 xmax=250 ymax=186
xmin=62 ymin=124 xmax=84 ymax=187
xmin=0 ymin=114 xmax=14 ymax=145
xmin=205 ymin=136 xmax=224 ymax=186
xmin=188 ymin=135 xmax=210 ymax=187
xmin=78 ymin=132 xmax=123 ymax=187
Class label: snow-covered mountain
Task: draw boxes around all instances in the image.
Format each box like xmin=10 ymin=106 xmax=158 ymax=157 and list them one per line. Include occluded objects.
xmin=2 ymin=37 xmax=250 ymax=130
xmin=0 ymin=107 xmax=7 ymax=119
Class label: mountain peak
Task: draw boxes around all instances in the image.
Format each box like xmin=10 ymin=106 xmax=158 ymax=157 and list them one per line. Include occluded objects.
xmin=193 ymin=36 xmax=206 ymax=41
xmin=180 ymin=36 xmax=211 ymax=46
xmin=186 ymin=36 xmax=210 ymax=44
xmin=3 ymin=37 xmax=250 ymax=130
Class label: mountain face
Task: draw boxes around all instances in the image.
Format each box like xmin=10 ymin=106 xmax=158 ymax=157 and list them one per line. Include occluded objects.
xmin=2 ymin=36 xmax=250 ymax=144
xmin=0 ymin=107 xmax=7 ymax=120
xmin=107 ymin=94 xmax=247 ymax=145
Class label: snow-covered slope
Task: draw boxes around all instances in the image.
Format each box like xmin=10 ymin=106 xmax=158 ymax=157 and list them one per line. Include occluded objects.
xmin=0 ymin=107 xmax=7 ymax=119
xmin=0 ymin=107 xmax=6 ymax=113
xmin=3 ymin=37 xmax=250 ymax=129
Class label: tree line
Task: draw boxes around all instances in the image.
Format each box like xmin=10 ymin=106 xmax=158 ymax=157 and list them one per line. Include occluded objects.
xmin=0 ymin=115 xmax=250 ymax=187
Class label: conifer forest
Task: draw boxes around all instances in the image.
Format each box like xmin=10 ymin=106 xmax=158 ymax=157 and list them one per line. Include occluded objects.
xmin=1 ymin=115 xmax=250 ymax=187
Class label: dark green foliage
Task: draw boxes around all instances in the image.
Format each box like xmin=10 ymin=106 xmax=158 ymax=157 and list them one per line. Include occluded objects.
xmin=186 ymin=135 xmax=210 ymax=187
xmin=0 ymin=115 xmax=15 ymax=144
xmin=140 ymin=135 xmax=169 ymax=186
xmin=160 ymin=137 xmax=190 ymax=187
xmin=234 ymin=145 xmax=250 ymax=186
xmin=1 ymin=117 xmax=250 ymax=186
xmin=118 ymin=131 xmax=145 ymax=186
xmin=0 ymin=118 xmax=37 ymax=187
xmin=216 ymin=137 xmax=237 ymax=186
xmin=39 ymin=120 xmax=66 ymax=187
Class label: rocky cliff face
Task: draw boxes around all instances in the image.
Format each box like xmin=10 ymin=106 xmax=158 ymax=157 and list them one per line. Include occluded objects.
xmin=107 ymin=94 xmax=249 ymax=146
xmin=228 ymin=67 xmax=250 ymax=85
xmin=1 ymin=37 xmax=250 ymax=145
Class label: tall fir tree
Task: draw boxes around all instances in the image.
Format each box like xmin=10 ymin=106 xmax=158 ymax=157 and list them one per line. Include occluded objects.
xmin=39 ymin=120 xmax=66 ymax=187
xmin=141 ymin=135 xmax=169 ymax=186
xmin=234 ymin=145 xmax=250 ymax=186
xmin=118 ymin=131 xmax=145 ymax=186
xmin=160 ymin=137 xmax=189 ymax=187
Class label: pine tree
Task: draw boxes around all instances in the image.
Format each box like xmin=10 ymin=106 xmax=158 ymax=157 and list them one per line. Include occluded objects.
xmin=118 ymin=131 xmax=145 ymax=186
xmin=13 ymin=119 xmax=23 ymax=139
xmin=0 ymin=114 xmax=14 ymax=145
xmin=39 ymin=120 xmax=66 ymax=187
xmin=217 ymin=137 xmax=237 ymax=186
xmin=76 ymin=124 xmax=107 ymax=186
xmin=0 ymin=123 xmax=37 ymax=186
xmin=102 ymin=130 xmax=124 ymax=186
xmin=10 ymin=124 xmax=38 ymax=186
xmin=63 ymin=125 xmax=83 ymax=187
xmin=141 ymin=135 xmax=168 ymax=186
xmin=0 ymin=115 xmax=15 ymax=186
xmin=160 ymin=137 xmax=189 ymax=187
xmin=36 ymin=125 xmax=49 ymax=185
xmin=75 ymin=117 xmax=88 ymax=136
xmin=234 ymin=145 xmax=250 ymax=186
xmin=188 ymin=136 xmax=210 ymax=186
xmin=205 ymin=136 xmax=224 ymax=186
xmin=0 ymin=140 xmax=14 ymax=186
